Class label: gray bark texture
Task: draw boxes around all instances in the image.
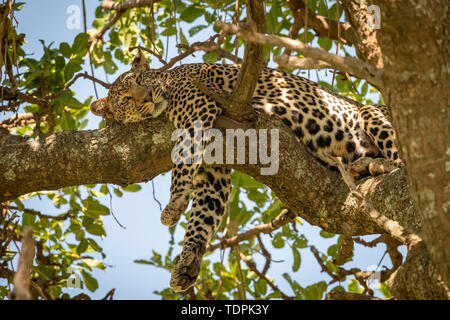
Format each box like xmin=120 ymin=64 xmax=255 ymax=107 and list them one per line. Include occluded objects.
xmin=375 ymin=0 xmax=450 ymax=289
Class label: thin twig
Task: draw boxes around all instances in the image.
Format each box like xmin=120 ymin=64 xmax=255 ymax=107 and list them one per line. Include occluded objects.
xmin=50 ymin=72 xmax=110 ymax=100
xmin=207 ymin=209 xmax=296 ymax=252
xmin=108 ymin=188 xmax=126 ymax=229
xmin=101 ymin=288 xmax=116 ymax=300
xmin=151 ymin=179 xmax=162 ymax=211
xmin=7 ymin=205 xmax=73 ymax=221
xmin=238 ymin=250 xmax=294 ymax=300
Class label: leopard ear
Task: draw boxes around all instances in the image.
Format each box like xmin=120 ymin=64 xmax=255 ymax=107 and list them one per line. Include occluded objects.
xmin=131 ymin=47 xmax=150 ymax=71
xmin=90 ymin=97 xmax=113 ymax=119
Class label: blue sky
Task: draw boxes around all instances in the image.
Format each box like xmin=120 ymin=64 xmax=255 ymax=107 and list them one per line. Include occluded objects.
xmin=1 ymin=0 xmax=402 ymax=299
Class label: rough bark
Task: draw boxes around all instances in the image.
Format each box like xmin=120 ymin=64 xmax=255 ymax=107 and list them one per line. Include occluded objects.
xmin=387 ymin=241 xmax=450 ymax=300
xmin=226 ymin=0 xmax=265 ymax=121
xmin=342 ymin=0 xmax=383 ymax=67
xmin=374 ymin=0 xmax=450 ymax=288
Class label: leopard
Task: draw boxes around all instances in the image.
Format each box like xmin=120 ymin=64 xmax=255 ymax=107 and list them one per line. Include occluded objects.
xmin=90 ymin=50 xmax=401 ymax=292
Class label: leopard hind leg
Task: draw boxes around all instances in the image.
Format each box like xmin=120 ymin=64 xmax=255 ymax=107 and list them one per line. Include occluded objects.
xmin=170 ymin=166 xmax=231 ymax=292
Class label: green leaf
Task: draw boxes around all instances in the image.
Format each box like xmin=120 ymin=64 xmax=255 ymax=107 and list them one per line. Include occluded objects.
xmin=188 ymin=25 xmax=208 ymax=37
xmin=55 ymin=91 xmax=85 ymax=110
xmin=77 ymin=239 xmax=89 ymax=255
xmin=179 ymin=29 xmax=188 ymax=46
xmin=378 ymin=282 xmax=392 ymax=298
xmin=113 ymin=188 xmax=123 ymax=197
xmin=179 ymin=5 xmax=204 ymax=23
xmin=327 ymin=244 xmax=339 ymax=258
xmin=272 ymin=233 xmax=285 ymax=249
xmin=348 ymin=278 xmax=361 ymax=293
xmin=59 ymin=42 xmax=72 ymax=58
xmin=85 ymin=222 xmax=106 ymax=237
xmin=122 ymin=184 xmax=141 ymax=192
xmin=202 ymin=52 xmax=218 ymax=63
xmin=254 ymin=279 xmax=267 ymax=296
xmin=71 ymin=33 xmax=89 ymax=54
xmin=75 ymin=229 xmax=85 ymax=241
xmin=318 ymin=37 xmax=332 ymax=51
xmin=292 ymin=247 xmax=301 ymax=272
xmin=81 ymin=270 xmax=98 ymax=292
xmin=134 ymin=259 xmax=154 ymax=265
xmin=320 ymin=230 xmax=335 ymax=238
xmin=294 ymin=234 xmax=308 ymax=248
xmin=361 ymin=81 xmax=369 ymax=96
xmin=82 ymin=198 xmax=110 ymax=217
xmin=64 ymin=60 xmax=82 ymax=82
xmin=60 ymin=112 xmax=77 ymax=131
xmin=87 ymin=238 xmax=103 ymax=252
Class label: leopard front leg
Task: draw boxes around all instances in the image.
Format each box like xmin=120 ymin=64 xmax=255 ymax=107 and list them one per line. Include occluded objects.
xmin=160 ymin=163 xmax=198 ymax=226
xmin=161 ymin=126 xmax=203 ymax=226
xmin=170 ymin=167 xmax=231 ymax=292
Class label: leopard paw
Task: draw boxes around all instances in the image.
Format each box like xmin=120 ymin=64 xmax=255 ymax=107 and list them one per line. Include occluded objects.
xmin=170 ymin=244 xmax=204 ymax=292
xmin=161 ymin=203 xmax=185 ymax=226
xmin=349 ymin=157 xmax=399 ymax=180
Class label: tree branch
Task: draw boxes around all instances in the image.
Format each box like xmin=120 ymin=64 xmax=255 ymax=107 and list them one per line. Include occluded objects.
xmin=11 ymin=226 xmax=34 ymax=300
xmin=287 ymin=0 xmax=358 ymax=46
xmin=341 ymin=0 xmax=383 ymax=67
xmin=0 ymin=114 xmax=420 ymax=237
xmin=274 ymin=54 xmax=332 ymax=70
xmin=326 ymin=291 xmax=384 ymax=300
xmin=7 ymin=205 xmax=73 ymax=221
xmin=101 ymin=0 xmax=159 ymax=11
xmin=207 ymin=209 xmax=296 ymax=252
xmin=238 ymin=250 xmax=294 ymax=300
xmin=325 ymin=154 xmax=420 ymax=248
xmin=88 ymin=10 xmax=125 ymax=54
xmin=215 ymin=21 xmax=384 ymax=89
xmin=225 ymin=0 xmax=265 ymax=121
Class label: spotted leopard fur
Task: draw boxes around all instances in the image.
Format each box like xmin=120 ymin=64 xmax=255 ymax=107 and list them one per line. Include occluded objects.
xmin=90 ymin=51 xmax=401 ymax=292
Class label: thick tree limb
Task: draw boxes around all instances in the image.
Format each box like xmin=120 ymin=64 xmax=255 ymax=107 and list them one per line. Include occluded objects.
xmin=374 ymin=0 xmax=450 ymax=288
xmin=341 ymin=0 xmax=383 ymax=67
xmin=0 ymin=114 xmax=420 ymax=236
xmin=226 ymin=0 xmax=265 ymax=121
xmin=215 ymin=21 xmax=384 ymax=89
xmin=387 ymin=241 xmax=450 ymax=300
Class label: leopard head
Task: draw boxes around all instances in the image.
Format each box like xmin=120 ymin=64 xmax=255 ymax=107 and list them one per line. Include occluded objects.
xmin=90 ymin=49 xmax=168 ymax=123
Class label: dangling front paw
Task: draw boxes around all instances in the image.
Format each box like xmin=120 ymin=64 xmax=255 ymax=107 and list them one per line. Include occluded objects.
xmin=169 ymin=242 xmax=205 ymax=292
xmin=160 ymin=197 xmax=189 ymax=226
